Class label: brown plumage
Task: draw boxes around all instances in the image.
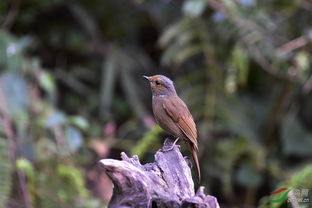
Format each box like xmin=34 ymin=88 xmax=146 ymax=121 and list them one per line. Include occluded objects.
xmin=143 ymin=75 xmax=201 ymax=180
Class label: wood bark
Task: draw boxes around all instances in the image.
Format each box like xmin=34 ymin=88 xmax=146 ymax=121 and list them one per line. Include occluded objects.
xmin=99 ymin=140 xmax=220 ymax=208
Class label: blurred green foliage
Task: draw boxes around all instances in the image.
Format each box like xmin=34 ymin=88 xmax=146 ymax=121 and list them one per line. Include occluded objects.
xmin=0 ymin=139 xmax=11 ymax=208
xmin=131 ymin=125 xmax=163 ymax=157
xmin=0 ymin=0 xmax=312 ymax=207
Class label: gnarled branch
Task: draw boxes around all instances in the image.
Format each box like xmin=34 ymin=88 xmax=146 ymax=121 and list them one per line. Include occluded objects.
xmin=99 ymin=140 xmax=220 ymax=208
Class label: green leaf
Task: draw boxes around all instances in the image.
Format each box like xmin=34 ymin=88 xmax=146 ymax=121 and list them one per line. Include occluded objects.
xmin=57 ymin=164 xmax=88 ymax=198
xmin=16 ymin=158 xmax=34 ymax=179
xmin=69 ymin=116 xmax=89 ymax=131
xmin=295 ymin=51 xmax=309 ymax=71
xmin=232 ymin=45 xmax=249 ymax=86
xmin=38 ymin=71 xmax=56 ymax=94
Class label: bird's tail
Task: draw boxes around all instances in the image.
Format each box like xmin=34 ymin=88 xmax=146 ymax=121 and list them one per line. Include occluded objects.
xmin=186 ymin=140 xmax=201 ymax=181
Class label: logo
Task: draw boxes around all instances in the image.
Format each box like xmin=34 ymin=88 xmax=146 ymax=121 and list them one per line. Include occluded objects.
xmin=270 ymin=187 xmax=310 ymax=203
xmin=270 ymin=188 xmax=291 ymax=202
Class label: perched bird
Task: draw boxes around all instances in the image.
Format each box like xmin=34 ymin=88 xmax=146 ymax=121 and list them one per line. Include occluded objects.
xmin=143 ymin=75 xmax=200 ymax=180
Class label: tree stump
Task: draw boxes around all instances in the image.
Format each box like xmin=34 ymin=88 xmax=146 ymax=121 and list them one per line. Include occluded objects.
xmin=99 ymin=140 xmax=220 ymax=208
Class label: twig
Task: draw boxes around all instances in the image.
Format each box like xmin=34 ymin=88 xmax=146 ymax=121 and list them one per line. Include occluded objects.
xmin=276 ymin=36 xmax=308 ymax=57
xmin=17 ymin=171 xmax=33 ymax=208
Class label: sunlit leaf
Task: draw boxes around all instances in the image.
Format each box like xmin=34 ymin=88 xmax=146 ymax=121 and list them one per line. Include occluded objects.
xmin=16 ymin=158 xmax=34 ymax=178
xmin=57 ymin=164 xmax=88 ymax=198
xmin=38 ymin=71 xmax=56 ymax=94
xmin=69 ymin=116 xmax=89 ymax=131
xmin=295 ymin=51 xmax=310 ymax=80
xmin=232 ymin=45 xmax=249 ymax=86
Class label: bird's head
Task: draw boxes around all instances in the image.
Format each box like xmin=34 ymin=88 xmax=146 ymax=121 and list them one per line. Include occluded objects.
xmin=143 ymin=75 xmax=176 ymax=97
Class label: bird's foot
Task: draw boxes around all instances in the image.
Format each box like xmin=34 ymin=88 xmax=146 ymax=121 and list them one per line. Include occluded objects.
xmin=162 ymin=137 xmax=180 ymax=152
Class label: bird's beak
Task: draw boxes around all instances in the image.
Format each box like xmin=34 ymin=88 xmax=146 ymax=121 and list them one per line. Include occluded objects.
xmin=143 ymin=75 xmax=151 ymax=81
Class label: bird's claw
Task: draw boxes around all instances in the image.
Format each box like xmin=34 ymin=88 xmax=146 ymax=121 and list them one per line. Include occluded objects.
xmin=162 ymin=144 xmax=176 ymax=152
xmin=162 ymin=137 xmax=180 ymax=152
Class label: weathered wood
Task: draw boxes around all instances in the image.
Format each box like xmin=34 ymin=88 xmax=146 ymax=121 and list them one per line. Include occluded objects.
xmin=99 ymin=140 xmax=220 ymax=208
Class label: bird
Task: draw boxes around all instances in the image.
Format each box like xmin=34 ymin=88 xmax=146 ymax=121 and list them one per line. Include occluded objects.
xmin=143 ymin=74 xmax=200 ymax=180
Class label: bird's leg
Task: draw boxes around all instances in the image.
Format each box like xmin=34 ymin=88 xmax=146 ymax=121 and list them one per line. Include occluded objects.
xmin=162 ymin=137 xmax=180 ymax=152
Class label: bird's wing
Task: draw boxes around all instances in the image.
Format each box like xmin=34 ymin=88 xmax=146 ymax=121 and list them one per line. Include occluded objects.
xmin=162 ymin=97 xmax=198 ymax=150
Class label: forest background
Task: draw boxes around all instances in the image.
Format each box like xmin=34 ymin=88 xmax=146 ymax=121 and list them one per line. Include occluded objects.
xmin=0 ymin=0 xmax=312 ymax=207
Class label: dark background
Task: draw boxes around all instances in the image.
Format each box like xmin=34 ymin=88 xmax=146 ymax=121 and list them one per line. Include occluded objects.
xmin=0 ymin=0 xmax=312 ymax=207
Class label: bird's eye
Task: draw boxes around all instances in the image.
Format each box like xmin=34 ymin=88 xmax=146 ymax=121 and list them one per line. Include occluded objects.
xmin=155 ymin=81 xmax=160 ymax=85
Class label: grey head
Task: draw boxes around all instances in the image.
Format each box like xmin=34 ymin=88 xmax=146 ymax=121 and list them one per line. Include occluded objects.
xmin=143 ymin=75 xmax=177 ymax=97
